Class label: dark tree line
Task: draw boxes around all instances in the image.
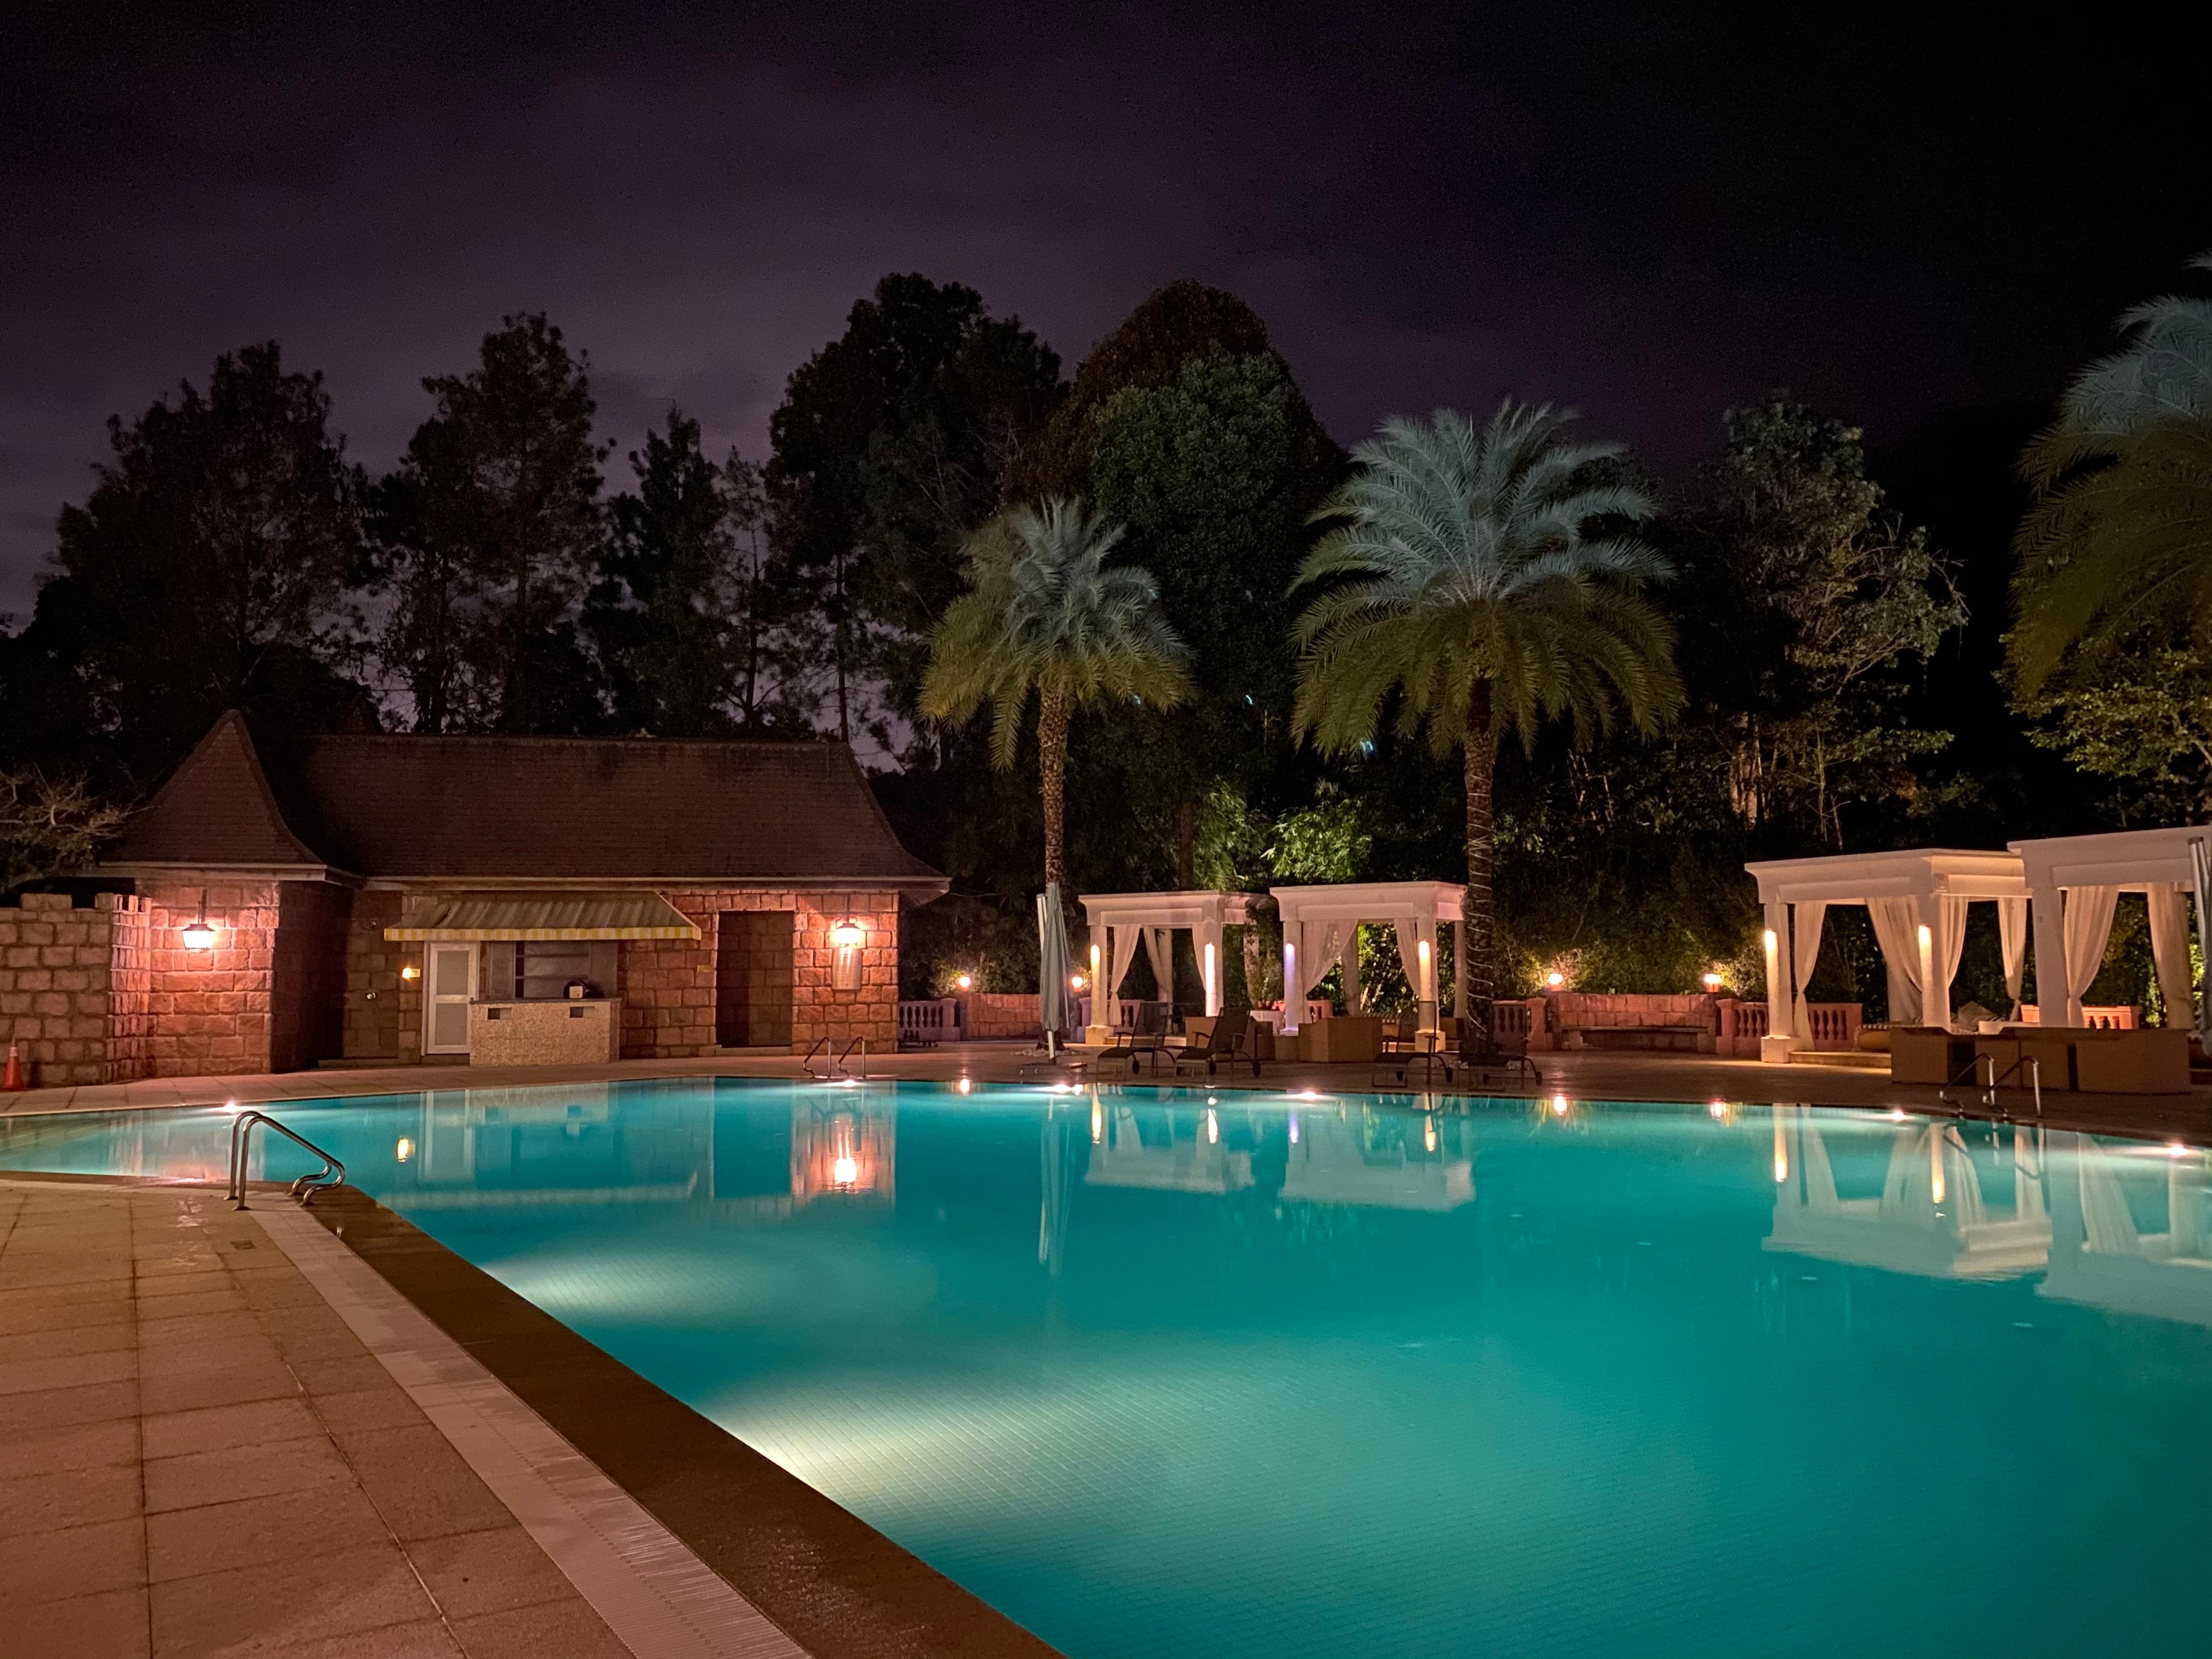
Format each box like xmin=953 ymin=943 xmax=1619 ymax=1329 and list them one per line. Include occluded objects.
xmin=1 ymin=272 xmax=2146 ymax=1009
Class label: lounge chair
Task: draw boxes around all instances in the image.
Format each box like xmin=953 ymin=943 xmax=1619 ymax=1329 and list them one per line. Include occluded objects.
xmin=1372 ymin=1003 xmax=1447 ymax=1088
xmin=1442 ymin=1017 xmax=1542 ymax=1088
xmin=1096 ymin=1000 xmax=1173 ymax=1076
xmin=1171 ymin=1012 xmax=1260 ymax=1078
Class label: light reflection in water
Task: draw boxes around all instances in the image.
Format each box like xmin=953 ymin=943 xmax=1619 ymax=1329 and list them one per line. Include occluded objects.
xmin=8 ymin=1086 xmax=2212 ymax=1659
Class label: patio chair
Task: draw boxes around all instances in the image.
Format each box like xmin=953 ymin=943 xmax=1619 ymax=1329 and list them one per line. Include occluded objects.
xmin=1096 ymin=1000 xmax=1173 ymax=1076
xmin=1171 ymin=1012 xmax=1260 ymax=1078
xmin=1443 ymin=1015 xmax=1542 ymax=1089
xmin=1372 ymin=1003 xmax=1448 ymax=1088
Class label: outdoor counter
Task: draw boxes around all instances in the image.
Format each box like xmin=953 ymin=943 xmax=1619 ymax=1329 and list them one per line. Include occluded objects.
xmin=468 ymin=997 xmax=622 ymax=1065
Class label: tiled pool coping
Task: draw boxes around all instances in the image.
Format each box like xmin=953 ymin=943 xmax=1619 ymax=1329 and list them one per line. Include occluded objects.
xmin=302 ymin=1184 xmax=1065 ymax=1659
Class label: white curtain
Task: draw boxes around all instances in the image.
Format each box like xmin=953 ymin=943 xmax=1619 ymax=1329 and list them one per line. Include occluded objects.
xmin=1866 ymin=896 xmax=1968 ymax=1026
xmin=1933 ymin=895 xmax=1968 ymax=1020
xmin=2147 ymin=885 xmax=2192 ymax=1027
xmin=1997 ymin=898 xmax=2029 ymax=1015
xmin=2062 ymin=885 xmax=2120 ymax=1006
xmin=1868 ymin=898 xmax=1924 ymax=1024
xmin=1789 ymin=901 xmax=1827 ymax=1034
xmin=1286 ymin=921 xmax=1346 ymax=1000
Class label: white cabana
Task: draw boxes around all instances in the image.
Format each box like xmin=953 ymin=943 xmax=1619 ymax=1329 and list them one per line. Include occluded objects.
xmin=1272 ymin=881 xmax=1464 ymax=1035
xmin=2011 ymin=826 xmax=2209 ymax=1029
xmin=1745 ymin=849 xmax=2030 ymax=1058
xmin=1077 ymin=889 xmax=1251 ymax=1031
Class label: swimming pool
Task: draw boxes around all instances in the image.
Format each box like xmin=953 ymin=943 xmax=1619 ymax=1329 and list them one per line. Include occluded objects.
xmin=7 ymin=1080 xmax=2210 ymax=1658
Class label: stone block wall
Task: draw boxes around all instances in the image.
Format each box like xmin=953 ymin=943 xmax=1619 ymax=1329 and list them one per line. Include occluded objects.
xmin=623 ymin=888 xmax=900 ymax=1058
xmin=342 ymin=891 xmax=405 ymax=1059
xmin=0 ymin=892 xmax=151 ymax=1087
xmin=139 ymin=882 xmax=281 ymax=1077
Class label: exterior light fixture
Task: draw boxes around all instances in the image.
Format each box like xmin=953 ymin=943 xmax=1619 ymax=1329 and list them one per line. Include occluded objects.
xmin=830 ymin=917 xmax=864 ymax=993
xmin=1707 ymin=1099 xmax=1729 ymax=1120
xmin=1544 ymin=970 xmax=1565 ymax=990
xmin=1069 ymin=973 xmax=1087 ymax=992
xmin=1550 ymin=1093 xmax=1570 ymax=1117
xmin=1702 ymin=972 xmax=1724 ymax=993
xmin=399 ymin=963 xmax=420 ymax=982
xmin=180 ymin=890 xmax=217 ymax=952
xmin=956 ymin=1076 xmax=973 ymax=1094
xmin=394 ymin=1137 xmax=415 ymax=1163
xmin=955 ymin=972 xmax=973 ymax=991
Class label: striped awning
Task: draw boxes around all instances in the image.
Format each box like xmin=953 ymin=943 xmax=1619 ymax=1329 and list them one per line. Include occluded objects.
xmin=383 ymin=892 xmax=701 ymax=942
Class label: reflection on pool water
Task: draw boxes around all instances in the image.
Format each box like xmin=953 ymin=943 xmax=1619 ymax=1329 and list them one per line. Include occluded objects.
xmin=7 ymin=1081 xmax=2212 ymax=1658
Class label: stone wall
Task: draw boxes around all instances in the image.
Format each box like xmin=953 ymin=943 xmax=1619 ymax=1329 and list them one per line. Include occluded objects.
xmin=0 ymin=892 xmax=151 ymax=1087
xmin=342 ymin=891 xmax=405 ymax=1059
xmin=623 ymin=888 xmax=900 ymax=1058
xmin=139 ymin=882 xmax=281 ymax=1077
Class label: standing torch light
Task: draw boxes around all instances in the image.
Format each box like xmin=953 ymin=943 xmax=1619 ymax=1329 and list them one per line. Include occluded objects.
xmin=830 ymin=918 xmax=864 ymax=993
xmin=180 ymin=890 xmax=218 ymax=952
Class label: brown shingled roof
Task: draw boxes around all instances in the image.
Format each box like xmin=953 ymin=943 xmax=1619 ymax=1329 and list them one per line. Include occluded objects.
xmin=105 ymin=711 xmax=326 ymax=870
xmin=106 ymin=714 xmax=944 ymax=889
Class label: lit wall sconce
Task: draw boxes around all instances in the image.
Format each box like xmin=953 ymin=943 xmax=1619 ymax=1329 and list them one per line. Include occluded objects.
xmin=180 ymin=890 xmax=217 ymax=952
xmin=399 ymin=963 xmax=420 ymax=983
xmin=830 ymin=917 xmax=864 ymax=993
xmin=1702 ymin=971 xmax=1724 ymax=992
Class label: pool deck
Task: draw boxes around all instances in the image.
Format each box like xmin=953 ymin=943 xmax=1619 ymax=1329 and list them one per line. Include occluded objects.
xmin=5 ymin=1041 xmax=2208 ymax=1142
xmin=0 ymin=1177 xmax=636 ymax=1659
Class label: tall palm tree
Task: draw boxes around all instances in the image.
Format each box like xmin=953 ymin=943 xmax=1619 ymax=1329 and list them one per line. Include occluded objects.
xmin=922 ymin=498 xmax=1192 ymax=894
xmin=2012 ymin=256 xmax=2212 ymax=694
xmin=1291 ymin=402 xmax=1680 ymax=1035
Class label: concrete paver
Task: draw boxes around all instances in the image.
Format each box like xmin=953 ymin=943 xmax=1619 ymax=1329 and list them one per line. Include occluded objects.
xmin=0 ymin=1178 xmax=636 ymax=1659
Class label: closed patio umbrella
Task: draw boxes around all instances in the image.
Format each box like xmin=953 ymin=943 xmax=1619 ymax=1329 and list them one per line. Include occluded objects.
xmin=2193 ymin=837 xmax=2211 ymax=1039
xmin=1037 ymin=883 xmax=1070 ymax=1054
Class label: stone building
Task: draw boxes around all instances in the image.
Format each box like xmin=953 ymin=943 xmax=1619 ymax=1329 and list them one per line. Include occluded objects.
xmin=0 ymin=713 xmax=943 ymax=1086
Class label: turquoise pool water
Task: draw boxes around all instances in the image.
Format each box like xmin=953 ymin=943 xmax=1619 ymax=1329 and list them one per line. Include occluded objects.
xmin=7 ymin=1081 xmax=2211 ymax=1657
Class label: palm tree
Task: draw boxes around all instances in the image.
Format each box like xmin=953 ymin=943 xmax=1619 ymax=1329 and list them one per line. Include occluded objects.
xmin=921 ymin=498 xmax=1192 ymax=894
xmin=2011 ymin=256 xmax=2212 ymax=694
xmin=1290 ymin=402 xmax=1680 ymax=1035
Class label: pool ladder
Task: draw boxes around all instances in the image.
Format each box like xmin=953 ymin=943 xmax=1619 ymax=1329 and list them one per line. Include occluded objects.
xmin=227 ymin=1110 xmax=347 ymax=1209
xmin=1937 ymin=1052 xmax=2041 ymax=1120
xmin=800 ymin=1036 xmax=870 ymax=1081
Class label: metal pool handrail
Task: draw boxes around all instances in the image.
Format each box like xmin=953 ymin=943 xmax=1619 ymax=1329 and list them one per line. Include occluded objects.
xmin=227 ymin=1110 xmax=346 ymax=1210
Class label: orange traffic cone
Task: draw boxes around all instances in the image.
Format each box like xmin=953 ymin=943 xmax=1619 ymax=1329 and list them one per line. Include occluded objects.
xmin=2 ymin=1041 xmax=26 ymax=1092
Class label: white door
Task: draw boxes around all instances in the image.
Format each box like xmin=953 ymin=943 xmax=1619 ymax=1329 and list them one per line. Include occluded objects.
xmin=425 ymin=944 xmax=477 ymax=1054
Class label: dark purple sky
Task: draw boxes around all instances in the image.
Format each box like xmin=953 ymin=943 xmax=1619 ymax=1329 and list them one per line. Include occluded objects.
xmin=4 ymin=2 xmax=2202 ymax=617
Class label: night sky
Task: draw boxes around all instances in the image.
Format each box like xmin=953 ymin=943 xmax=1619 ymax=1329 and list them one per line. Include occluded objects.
xmin=4 ymin=2 xmax=2203 ymax=618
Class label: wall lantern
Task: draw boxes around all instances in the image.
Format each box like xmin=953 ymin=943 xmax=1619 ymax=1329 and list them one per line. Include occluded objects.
xmin=1069 ymin=972 xmax=1087 ymax=992
xmin=954 ymin=972 xmax=974 ymax=992
xmin=1701 ymin=971 xmax=1725 ymax=993
xmin=179 ymin=891 xmax=218 ymax=952
xmin=1544 ymin=970 xmax=1565 ymax=990
xmin=830 ymin=918 xmax=864 ymax=992
xmin=399 ymin=963 xmax=421 ymax=983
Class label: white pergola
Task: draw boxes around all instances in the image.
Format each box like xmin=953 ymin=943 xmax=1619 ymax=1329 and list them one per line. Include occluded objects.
xmin=2011 ymin=826 xmax=2209 ymax=1029
xmin=1272 ymin=881 xmax=1464 ymax=1035
xmin=1077 ymin=889 xmax=1252 ymax=1030
xmin=1745 ymin=849 xmax=2030 ymax=1057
